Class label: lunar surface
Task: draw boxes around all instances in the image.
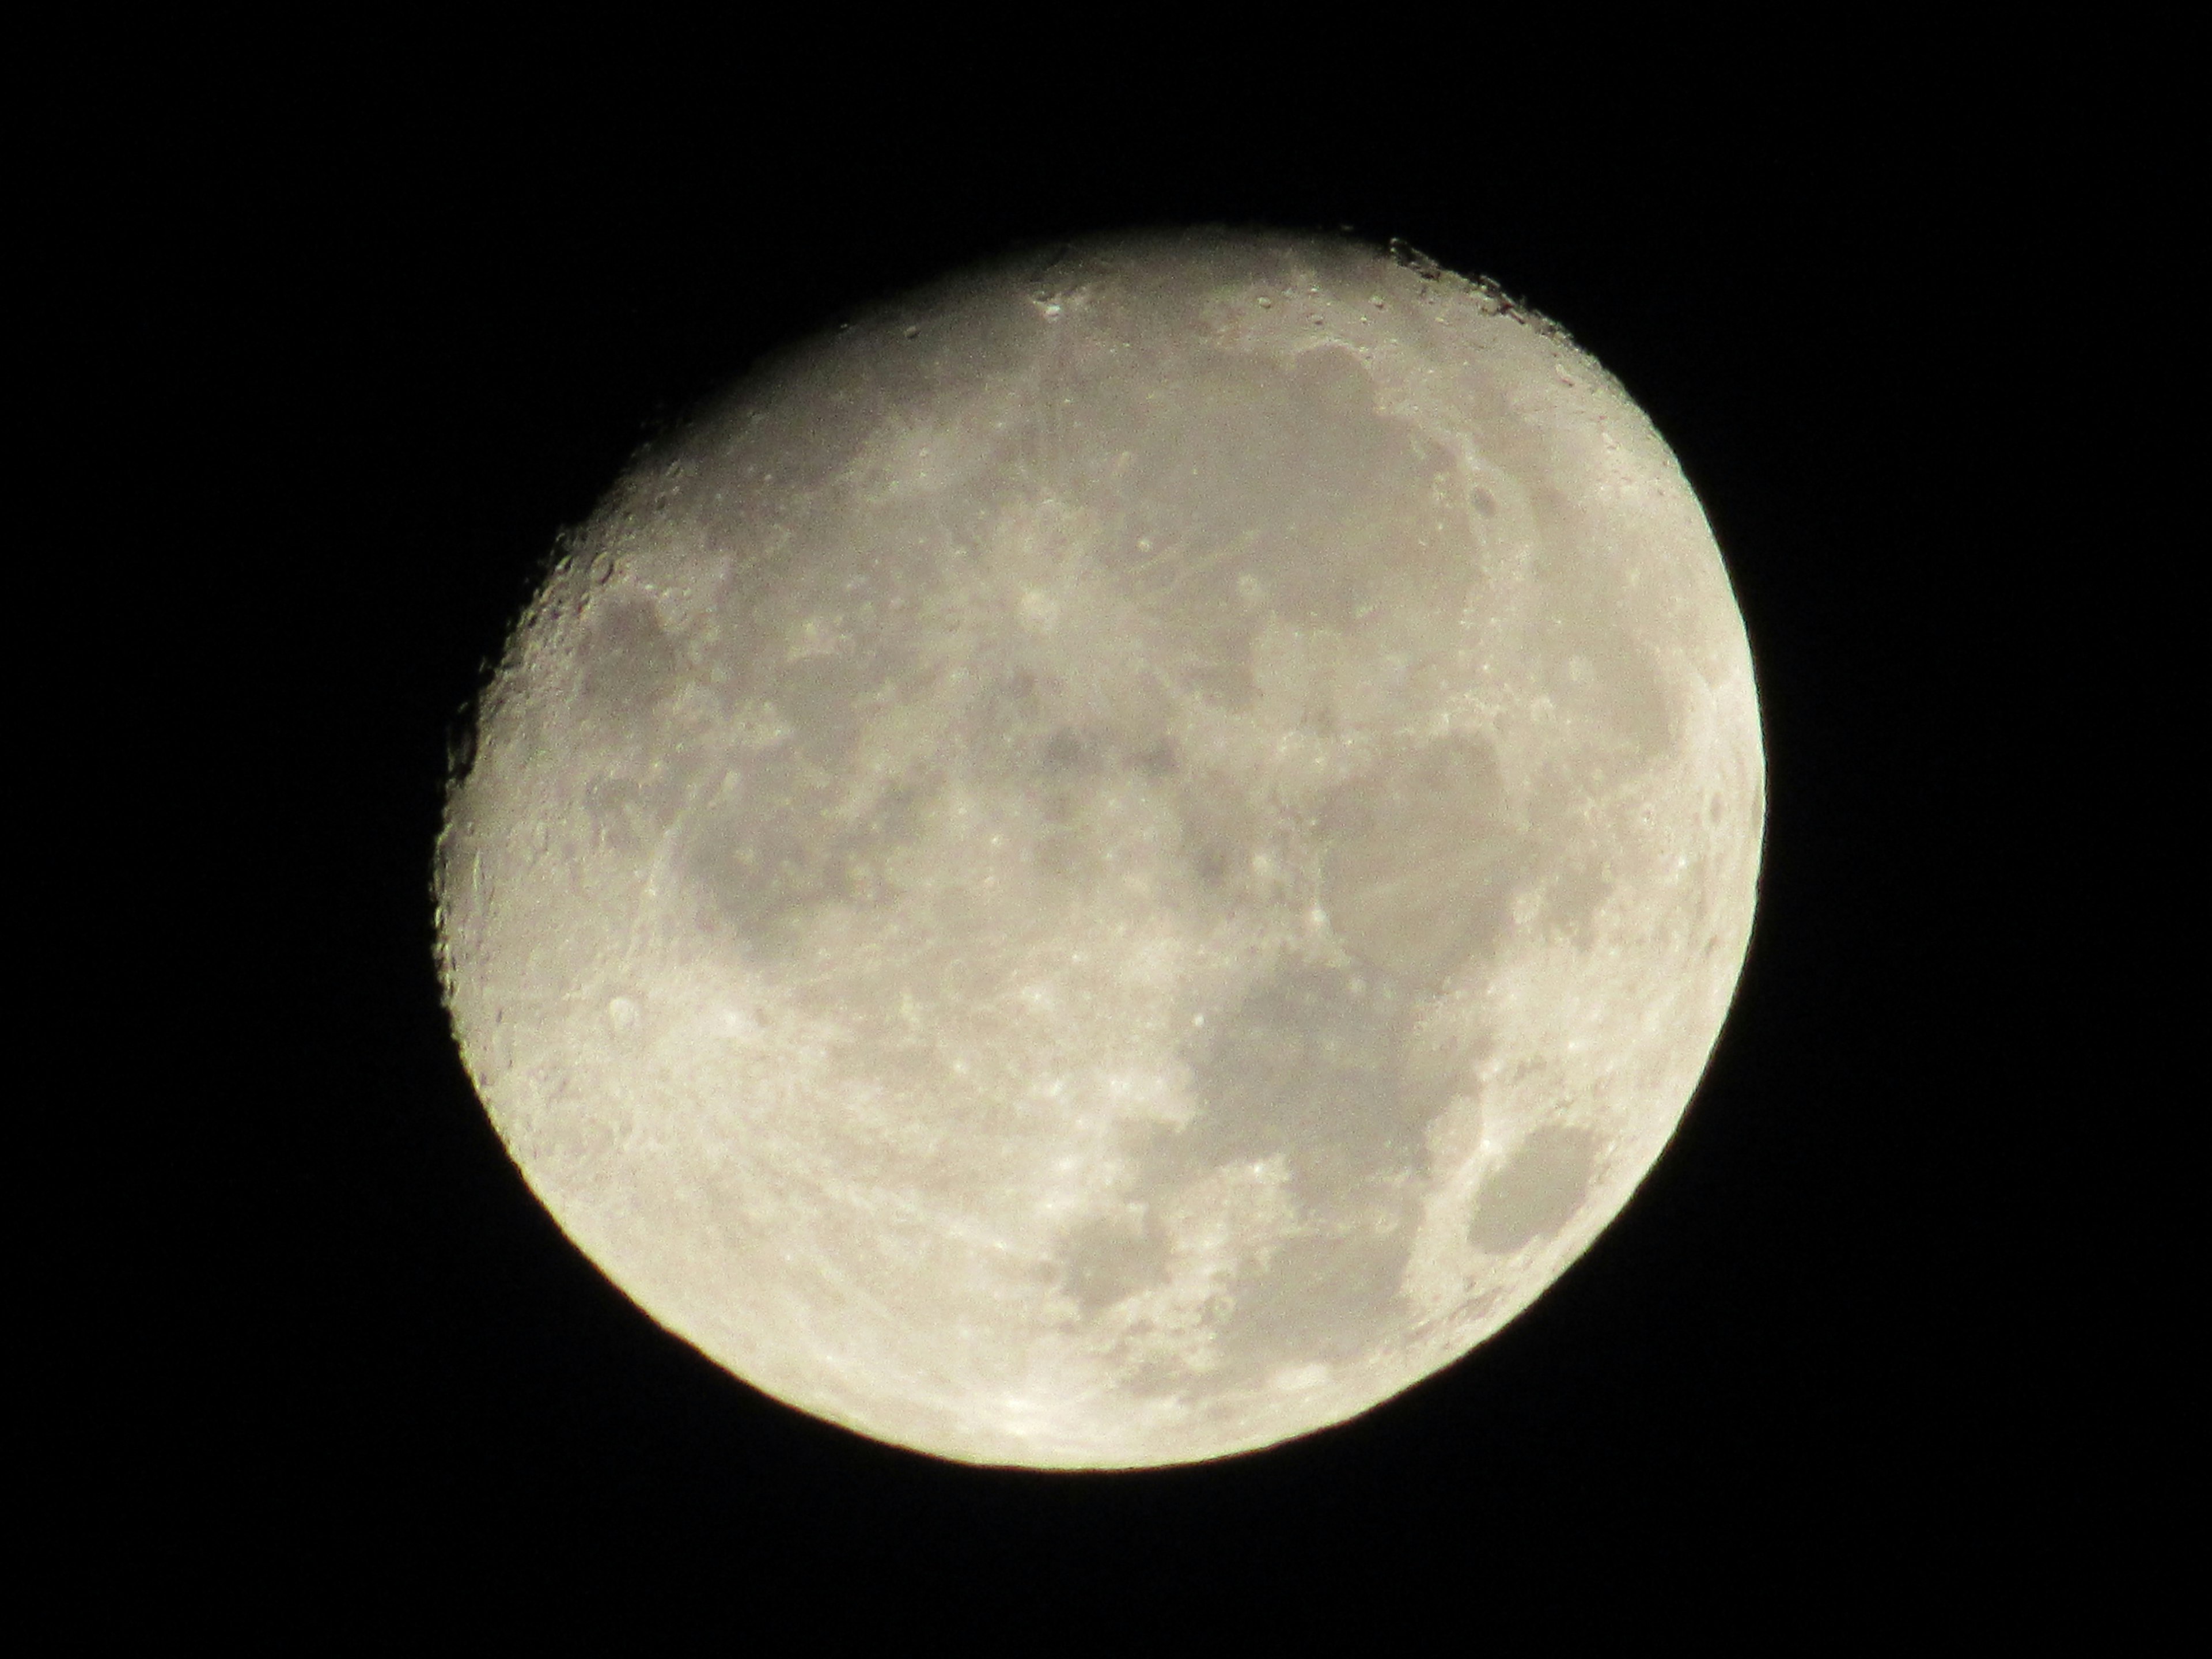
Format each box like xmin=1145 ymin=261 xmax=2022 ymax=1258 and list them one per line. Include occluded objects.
xmin=434 ymin=228 xmax=1763 ymax=1468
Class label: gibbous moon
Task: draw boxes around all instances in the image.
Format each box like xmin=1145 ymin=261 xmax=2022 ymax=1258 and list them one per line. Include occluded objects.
xmin=435 ymin=228 xmax=1763 ymax=1468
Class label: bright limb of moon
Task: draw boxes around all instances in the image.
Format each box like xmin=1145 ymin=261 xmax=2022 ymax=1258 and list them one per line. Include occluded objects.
xmin=434 ymin=228 xmax=1764 ymax=1468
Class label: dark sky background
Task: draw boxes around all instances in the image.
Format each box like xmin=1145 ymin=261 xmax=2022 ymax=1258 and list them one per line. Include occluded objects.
xmin=121 ymin=43 xmax=2159 ymax=1638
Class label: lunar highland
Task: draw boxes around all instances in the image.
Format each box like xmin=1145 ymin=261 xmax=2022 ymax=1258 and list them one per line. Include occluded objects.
xmin=435 ymin=228 xmax=1764 ymax=1467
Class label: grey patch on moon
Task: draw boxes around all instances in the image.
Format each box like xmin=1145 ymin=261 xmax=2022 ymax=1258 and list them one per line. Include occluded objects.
xmin=579 ymin=597 xmax=685 ymax=720
xmin=1177 ymin=963 xmax=1444 ymax=1214
xmin=1027 ymin=342 xmax=1468 ymax=712
xmin=1058 ymin=1213 xmax=1176 ymax=1318
xmin=1535 ymin=859 xmax=1616 ymax=946
xmin=1467 ymin=1124 xmax=1599 ymax=1253
xmin=1320 ymin=736 xmax=1523 ymax=988
xmin=1213 ymin=1229 xmax=1415 ymax=1380
xmin=1064 ymin=961 xmax=1461 ymax=1391
xmin=681 ymin=741 xmax=945 ymax=959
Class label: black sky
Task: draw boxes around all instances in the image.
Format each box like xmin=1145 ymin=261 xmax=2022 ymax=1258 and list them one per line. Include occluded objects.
xmin=107 ymin=41 xmax=2164 ymax=1639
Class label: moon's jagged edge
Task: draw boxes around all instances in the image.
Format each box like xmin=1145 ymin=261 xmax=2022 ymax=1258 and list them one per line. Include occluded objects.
xmin=435 ymin=230 xmax=1764 ymax=1468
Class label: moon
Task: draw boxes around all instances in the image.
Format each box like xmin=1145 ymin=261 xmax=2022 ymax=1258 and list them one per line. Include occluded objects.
xmin=434 ymin=227 xmax=1763 ymax=1468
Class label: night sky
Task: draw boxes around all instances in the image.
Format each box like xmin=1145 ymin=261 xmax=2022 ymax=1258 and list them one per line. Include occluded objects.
xmin=105 ymin=39 xmax=2153 ymax=1639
